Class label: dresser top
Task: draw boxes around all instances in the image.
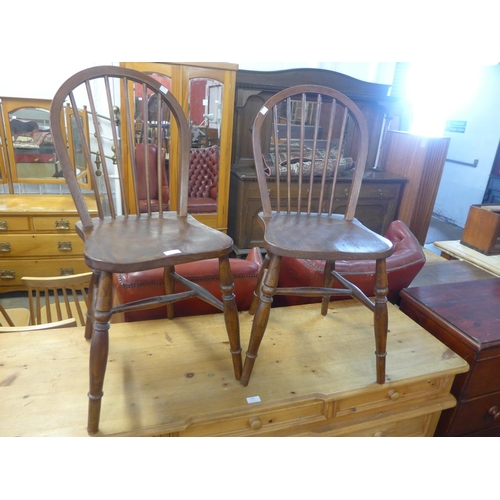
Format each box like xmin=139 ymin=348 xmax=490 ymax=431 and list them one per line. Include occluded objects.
xmin=0 ymin=194 xmax=96 ymax=214
xmin=231 ymin=165 xmax=406 ymax=184
xmin=401 ymin=278 xmax=500 ymax=349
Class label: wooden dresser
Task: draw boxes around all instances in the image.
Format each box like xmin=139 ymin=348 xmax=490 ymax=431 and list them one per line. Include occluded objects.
xmin=228 ymin=165 xmax=406 ymax=253
xmin=0 ymin=300 xmax=467 ymax=437
xmin=400 ymin=278 xmax=500 ymax=436
xmin=0 ymin=194 xmax=96 ymax=292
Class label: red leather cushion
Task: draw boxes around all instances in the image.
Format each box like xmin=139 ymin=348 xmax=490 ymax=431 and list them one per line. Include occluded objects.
xmin=114 ymin=247 xmax=262 ymax=321
xmin=277 ymin=220 xmax=426 ymax=306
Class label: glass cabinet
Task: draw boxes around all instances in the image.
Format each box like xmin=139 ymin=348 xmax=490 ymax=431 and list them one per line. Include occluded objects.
xmin=121 ymin=62 xmax=238 ymax=233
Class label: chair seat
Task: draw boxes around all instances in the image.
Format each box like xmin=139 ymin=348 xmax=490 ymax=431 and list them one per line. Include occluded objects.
xmin=78 ymin=213 xmax=233 ymax=272
xmin=261 ymin=212 xmax=394 ymax=260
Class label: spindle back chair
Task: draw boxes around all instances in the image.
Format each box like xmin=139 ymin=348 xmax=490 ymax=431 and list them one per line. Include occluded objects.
xmin=49 ymin=66 xmax=241 ymax=434
xmin=241 ymin=84 xmax=394 ymax=387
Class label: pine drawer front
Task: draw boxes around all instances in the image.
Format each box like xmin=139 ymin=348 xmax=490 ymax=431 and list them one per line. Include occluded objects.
xmin=0 ymin=258 xmax=90 ymax=286
xmin=334 ymin=376 xmax=450 ymax=418
xmin=0 ymin=234 xmax=84 ymax=257
xmin=179 ymin=400 xmax=326 ymax=437
xmin=32 ymin=216 xmax=81 ymax=232
xmin=0 ymin=216 xmax=31 ymax=232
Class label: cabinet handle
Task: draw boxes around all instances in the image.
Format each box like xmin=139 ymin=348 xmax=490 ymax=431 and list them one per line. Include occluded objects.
xmin=0 ymin=270 xmax=15 ymax=280
xmin=0 ymin=221 xmax=7 ymax=230
xmin=378 ymin=189 xmax=383 ymax=196
xmin=58 ymin=241 xmax=73 ymax=252
xmin=488 ymin=406 xmax=500 ymax=420
xmin=248 ymin=416 xmax=263 ymax=430
xmin=55 ymin=220 xmax=71 ymax=230
xmin=388 ymin=389 xmax=401 ymax=401
xmin=60 ymin=268 xmax=75 ymax=276
xmin=0 ymin=242 xmax=11 ymax=252
xmin=344 ymin=189 xmax=349 ymax=196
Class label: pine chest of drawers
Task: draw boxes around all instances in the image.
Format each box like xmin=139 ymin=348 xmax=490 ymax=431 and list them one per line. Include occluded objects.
xmin=0 ymin=194 xmax=96 ymax=292
xmin=400 ymin=278 xmax=500 ymax=436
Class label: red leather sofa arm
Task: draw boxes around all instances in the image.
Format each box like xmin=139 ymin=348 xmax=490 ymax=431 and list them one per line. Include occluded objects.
xmin=113 ymin=247 xmax=263 ymax=322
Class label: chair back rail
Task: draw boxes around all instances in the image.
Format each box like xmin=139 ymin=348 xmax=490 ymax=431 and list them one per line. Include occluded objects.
xmin=49 ymin=66 xmax=191 ymax=227
xmin=252 ymin=84 xmax=369 ymax=221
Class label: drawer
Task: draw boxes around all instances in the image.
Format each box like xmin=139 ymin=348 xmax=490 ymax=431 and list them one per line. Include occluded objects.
xmin=337 ymin=183 xmax=400 ymax=200
xmin=32 ymin=216 xmax=80 ymax=232
xmin=180 ymin=400 xmax=326 ymax=437
xmin=463 ymin=355 xmax=500 ymax=398
xmin=0 ymin=258 xmax=90 ymax=287
xmin=0 ymin=216 xmax=30 ymax=232
xmin=0 ymin=234 xmax=84 ymax=257
xmin=448 ymin=391 xmax=500 ymax=436
xmin=335 ymin=377 xmax=446 ymax=417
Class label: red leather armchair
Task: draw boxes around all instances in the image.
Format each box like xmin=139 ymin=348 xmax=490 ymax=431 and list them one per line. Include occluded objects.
xmin=275 ymin=220 xmax=426 ymax=306
xmin=113 ymin=247 xmax=263 ymax=322
xmin=187 ymin=145 xmax=219 ymax=213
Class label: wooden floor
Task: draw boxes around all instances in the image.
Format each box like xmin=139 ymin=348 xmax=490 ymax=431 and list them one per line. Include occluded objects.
xmin=0 ymin=299 xmax=467 ymax=437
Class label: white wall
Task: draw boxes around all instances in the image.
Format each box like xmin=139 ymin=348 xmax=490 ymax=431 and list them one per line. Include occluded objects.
xmin=0 ymin=60 xmax=115 ymax=100
xmin=433 ymin=64 xmax=500 ymax=227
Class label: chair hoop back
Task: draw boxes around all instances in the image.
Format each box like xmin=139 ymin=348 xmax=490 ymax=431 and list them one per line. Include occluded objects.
xmin=49 ymin=66 xmax=191 ymax=229
xmin=252 ymin=84 xmax=369 ymax=221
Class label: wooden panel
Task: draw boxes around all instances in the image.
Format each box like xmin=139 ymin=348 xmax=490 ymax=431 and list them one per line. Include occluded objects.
xmin=380 ymin=131 xmax=450 ymax=245
xmin=0 ymin=301 xmax=467 ymax=437
xmin=0 ymin=234 xmax=83 ymax=257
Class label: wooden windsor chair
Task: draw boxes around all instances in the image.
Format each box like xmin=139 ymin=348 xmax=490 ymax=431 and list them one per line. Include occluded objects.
xmin=49 ymin=66 xmax=241 ymax=435
xmin=240 ymin=84 xmax=394 ymax=387
xmin=21 ymin=272 xmax=92 ymax=329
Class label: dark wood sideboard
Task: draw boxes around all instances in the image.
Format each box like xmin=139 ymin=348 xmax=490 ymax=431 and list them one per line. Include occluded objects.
xmin=400 ymin=278 xmax=500 ymax=436
xmin=228 ymin=165 xmax=406 ymax=253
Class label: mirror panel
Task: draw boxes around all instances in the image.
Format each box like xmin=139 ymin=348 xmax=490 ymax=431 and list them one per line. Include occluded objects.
xmin=7 ymin=105 xmax=64 ymax=182
xmin=188 ymin=77 xmax=223 ymax=214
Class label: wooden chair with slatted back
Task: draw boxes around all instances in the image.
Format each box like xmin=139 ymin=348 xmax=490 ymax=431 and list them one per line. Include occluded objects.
xmin=0 ymin=303 xmax=30 ymax=328
xmin=240 ymin=84 xmax=394 ymax=387
xmin=0 ymin=318 xmax=78 ymax=334
xmin=49 ymin=66 xmax=241 ymax=435
xmin=21 ymin=273 xmax=92 ymax=329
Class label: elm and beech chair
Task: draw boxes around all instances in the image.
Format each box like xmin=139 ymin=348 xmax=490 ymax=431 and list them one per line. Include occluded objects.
xmin=49 ymin=66 xmax=241 ymax=435
xmin=240 ymin=84 xmax=394 ymax=387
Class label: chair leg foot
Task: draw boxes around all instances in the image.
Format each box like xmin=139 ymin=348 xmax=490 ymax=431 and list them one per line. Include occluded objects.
xmin=241 ymin=254 xmax=281 ymax=386
xmin=219 ymin=255 xmax=242 ymax=380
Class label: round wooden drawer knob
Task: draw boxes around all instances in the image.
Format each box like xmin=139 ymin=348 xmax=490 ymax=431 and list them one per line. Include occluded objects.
xmin=249 ymin=416 xmax=263 ymax=430
xmin=388 ymin=389 xmax=401 ymax=401
xmin=488 ymin=406 xmax=500 ymax=420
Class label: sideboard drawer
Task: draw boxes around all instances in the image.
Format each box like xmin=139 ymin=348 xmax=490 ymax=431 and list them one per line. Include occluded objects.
xmin=463 ymin=356 xmax=500 ymax=399
xmin=0 ymin=216 xmax=30 ymax=232
xmin=0 ymin=234 xmax=84 ymax=257
xmin=336 ymin=377 xmax=447 ymax=417
xmin=32 ymin=216 xmax=81 ymax=232
xmin=181 ymin=400 xmax=326 ymax=436
xmin=0 ymin=258 xmax=90 ymax=285
xmin=448 ymin=391 xmax=500 ymax=436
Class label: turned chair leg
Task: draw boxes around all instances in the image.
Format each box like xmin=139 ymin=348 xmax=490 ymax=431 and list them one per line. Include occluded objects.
xmin=219 ymin=255 xmax=242 ymax=380
xmin=241 ymin=253 xmax=281 ymax=387
xmin=87 ymin=271 xmax=113 ymax=435
xmin=249 ymin=253 xmax=270 ymax=315
xmin=163 ymin=266 xmax=175 ymax=320
xmin=374 ymin=259 xmax=388 ymax=384
xmin=84 ymin=270 xmax=100 ymax=340
xmin=321 ymin=260 xmax=335 ymax=316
